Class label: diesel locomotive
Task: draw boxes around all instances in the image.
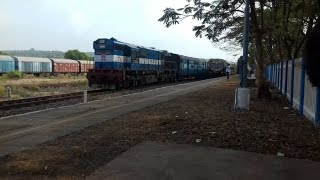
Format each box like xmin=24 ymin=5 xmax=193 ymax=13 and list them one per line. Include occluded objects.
xmin=87 ymin=38 xmax=226 ymax=89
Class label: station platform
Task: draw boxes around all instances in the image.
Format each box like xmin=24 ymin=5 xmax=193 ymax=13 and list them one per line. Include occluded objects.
xmin=0 ymin=77 xmax=224 ymax=157
xmin=88 ymin=141 xmax=320 ymax=180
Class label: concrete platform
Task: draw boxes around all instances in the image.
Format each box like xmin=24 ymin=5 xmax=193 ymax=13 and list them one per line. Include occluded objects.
xmin=88 ymin=141 xmax=320 ymax=180
xmin=0 ymin=78 xmax=224 ymax=156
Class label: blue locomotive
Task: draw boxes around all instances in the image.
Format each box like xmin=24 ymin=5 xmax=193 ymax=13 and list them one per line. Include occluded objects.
xmin=87 ymin=38 xmax=211 ymax=89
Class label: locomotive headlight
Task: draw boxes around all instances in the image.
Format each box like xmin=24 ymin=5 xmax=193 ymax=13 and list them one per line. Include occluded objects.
xmin=100 ymin=45 xmax=105 ymax=48
xmin=99 ymin=39 xmax=105 ymax=44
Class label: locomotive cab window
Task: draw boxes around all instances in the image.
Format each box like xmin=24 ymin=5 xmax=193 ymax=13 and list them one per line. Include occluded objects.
xmin=132 ymin=50 xmax=138 ymax=59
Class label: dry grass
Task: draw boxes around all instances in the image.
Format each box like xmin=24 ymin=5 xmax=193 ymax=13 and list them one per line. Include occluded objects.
xmin=0 ymin=74 xmax=87 ymax=86
xmin=0 ymin=86 xmax=6 ymax=99
xmin=0 ymin=75 xmax=89 ymax=100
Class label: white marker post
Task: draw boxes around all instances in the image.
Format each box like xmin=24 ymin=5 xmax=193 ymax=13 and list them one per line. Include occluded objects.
xmin=6 ymin=87 xmax=11 ymax=100
xmin=83 ymin=90 xmax=88 ymax=103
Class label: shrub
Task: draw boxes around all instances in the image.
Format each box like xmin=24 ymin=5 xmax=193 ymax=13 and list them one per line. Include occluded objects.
xmin=0 ymin=86 xmax=5 ymax=98
xmin=5 ymin=70 xmax=24 ymax=79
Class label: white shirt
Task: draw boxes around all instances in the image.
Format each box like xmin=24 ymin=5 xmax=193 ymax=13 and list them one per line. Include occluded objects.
xmin=226 ymin=66 xmax=231 ymax=73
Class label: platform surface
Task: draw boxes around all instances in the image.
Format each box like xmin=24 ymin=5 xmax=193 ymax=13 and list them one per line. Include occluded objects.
xmin=0 ymin=78 xmax=223 ymax=156
xmin=88 ymin=141 xmax=320 ymax=180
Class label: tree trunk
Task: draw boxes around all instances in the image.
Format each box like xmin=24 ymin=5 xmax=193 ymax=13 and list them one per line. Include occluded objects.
xmin=255 ymin=32 xmax=272 ymax=99
xmin=250 ymin=0 xmax=272 ymax=99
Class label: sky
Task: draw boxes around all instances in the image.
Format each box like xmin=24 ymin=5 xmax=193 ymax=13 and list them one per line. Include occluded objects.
xmin=0 ymin=0 xmax=240 ymax=62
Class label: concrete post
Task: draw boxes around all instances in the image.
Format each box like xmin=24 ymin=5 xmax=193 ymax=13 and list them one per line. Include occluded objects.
xmin=83 ymin=90 xmax=88 ymax=103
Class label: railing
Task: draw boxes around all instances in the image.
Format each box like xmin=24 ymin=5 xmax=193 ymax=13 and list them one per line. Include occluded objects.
xmin=266 ymin=58 xmax=320 ymax=127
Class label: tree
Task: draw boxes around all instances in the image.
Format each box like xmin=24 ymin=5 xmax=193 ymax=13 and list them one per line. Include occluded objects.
xmin=303 ymin=0 xmax=320 ymax=87
xmin=0 ymin=50 xmax=65 ymax=58
xmin=158 ymin=0 xmax=319 ymax=98
xmin=64 ymin=49 xmax=91 ymax=60
xmin=0 ymin=51 xmax=9 ymax=55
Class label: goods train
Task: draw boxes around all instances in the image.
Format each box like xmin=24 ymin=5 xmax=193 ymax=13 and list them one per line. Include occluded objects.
xmin=87 ymin=38 xmax=233 ymax=89
xmin=0 ymin=55 xmax=93 ymax=75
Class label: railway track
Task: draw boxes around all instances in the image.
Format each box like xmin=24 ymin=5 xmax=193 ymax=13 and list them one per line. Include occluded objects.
xmin=0 ymin=89 xmax=108 ymax=110
xmin=0 ymin=77 xmax=222 ymax=115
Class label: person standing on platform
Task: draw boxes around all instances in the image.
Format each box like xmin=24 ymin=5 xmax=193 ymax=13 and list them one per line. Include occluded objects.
xmin=226 ymin=64 xmax=231 ymax=79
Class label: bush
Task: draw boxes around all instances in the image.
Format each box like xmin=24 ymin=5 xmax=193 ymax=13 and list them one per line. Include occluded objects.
xmin=5 ymin=70 xmax=24 ymax=79
xmin=0 ymin=86 xmax=5 ymax=98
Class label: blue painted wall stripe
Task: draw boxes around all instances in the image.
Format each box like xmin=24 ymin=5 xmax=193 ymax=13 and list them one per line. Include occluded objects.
xmin=276 ymin=63 xmax=278 ymax=87
xmin=275 ymin=63 xmax=278 ymax=87
xmin=272 ymin=64 xmax=274 ymax=83
xmin=284 ymin=60 xmax=288 ymax=96
xmin=315 ymin=87 xmax=320 ymax=127
xmin=269 ymin=65 xmax=271 ymax=81
xmin=277 ymin=63 xmax=280 ymax=88
xmin=290 ymin=59 xmax=295 ymax=109
xmin=270 ymin=65 xmax=272 ymax=81
xmin=274 ymin=64 xmax=276 ymax=84
xmin=275 ymin=64 xmax=278 ymax=86
xmin=299 ymin=57 xmax=305 ymax=116
xmin=280 ymin=61 xmax=283 ymax=94
xmin=278 ymin=63 xmax=281 ymax=88
xmin=271 ymin=64 xmax=274 ymax=83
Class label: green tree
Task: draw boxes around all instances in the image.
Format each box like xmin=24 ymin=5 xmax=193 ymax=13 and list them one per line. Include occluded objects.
xmin=0 ymin=50 xmax=65 ymax=58
xmin=0 ymin=51 xmax=9 ymax=55
xmin=159 ymin=0 xmax=319 ymax=98
xmin=64 ymin=49 xmax=91 ymax=60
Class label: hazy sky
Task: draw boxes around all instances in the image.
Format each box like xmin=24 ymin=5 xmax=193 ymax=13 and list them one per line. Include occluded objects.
xmin=0 ymin=0 xmax=240 ymax=61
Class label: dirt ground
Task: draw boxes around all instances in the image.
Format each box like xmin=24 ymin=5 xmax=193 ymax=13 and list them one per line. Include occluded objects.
xmin=0 ymin=77 xmax=320 ymax=179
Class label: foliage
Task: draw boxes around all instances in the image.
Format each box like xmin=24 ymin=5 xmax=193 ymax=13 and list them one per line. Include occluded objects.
xmin=1 ymin=49 xmax=65 ymax=58
xmin=85 ymin=52 xmax=94 ymax=58
xmin=0 ymin=49 xmax=94 ymax=59
xmin=159 ymin=0 xmax=319 ymax=60
xmin=159 ymin=0 xmax=245 ymax=43
xmin=64 ymin=49 xmax=92 ymax=60
xmin=159 ymin=0 xmax=320 ymax=98
xmin=5 ymin=70 xmax=24 ymax=79
xmin=0 ymin=51 xmax=9 ymax=55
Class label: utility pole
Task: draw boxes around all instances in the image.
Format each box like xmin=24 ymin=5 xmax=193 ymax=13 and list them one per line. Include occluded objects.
xmin=242 ymin=0 xmax=250 ymax=87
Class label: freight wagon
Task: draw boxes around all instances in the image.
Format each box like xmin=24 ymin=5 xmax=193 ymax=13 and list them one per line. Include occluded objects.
xmin=78 ymin=60 xmax=94 ymax=73
xmin=0 ymin=55 xmax=94 ymax=75
xmin=0 ymin=55 xmax=15 ymax=75
xmin=50 ymin=59 xmax=80 ymax=73
xmin=14 ymin=56 xmax=52 ymax=73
